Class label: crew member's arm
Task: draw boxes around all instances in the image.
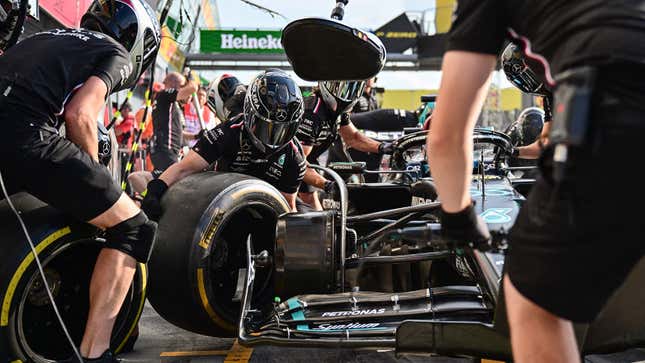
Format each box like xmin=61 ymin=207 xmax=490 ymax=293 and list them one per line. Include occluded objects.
xmin=516 ymin=122 xmax=551 ymax=159
xmin=182 ymin=130 xmax=201 ymax=141
xmin=63 ymin=76 xmax=109 ymax=162
xmin=158 ymin=151 xmax=209 ymax=188
xmin=301 ymin=145 xmax=327 ymax=189
xmin=427 ymin=51 xmax=497 ymax=212
xmin=142 ymin=125 xmax=229 ymax=220
xmin=279 ymin=146 xmax=308 ymax=212
xmin=281 ymin=192 xmax=298 ymax=213
xmin=339 ymin=122 xmax=381 ymax=153
xmin=176 ymin=78 xmax=199 ymax=103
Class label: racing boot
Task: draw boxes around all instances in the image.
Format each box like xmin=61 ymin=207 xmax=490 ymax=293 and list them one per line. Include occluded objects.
xmin=59 ymin=350 xmax=120 ymax=363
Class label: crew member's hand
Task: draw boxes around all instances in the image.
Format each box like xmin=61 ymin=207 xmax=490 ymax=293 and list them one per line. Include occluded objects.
xmin=378 ymin=142 xmax=394 ymax=155
xmin=141 ymin=179 xmax=169 ymax=222
xmin=323 ymin=180 xmax=336 ymax=194
xmin=440 ymin=204 xmax=491 ymax=248
xmin=510 ymin=147 xmax=520 ymax=158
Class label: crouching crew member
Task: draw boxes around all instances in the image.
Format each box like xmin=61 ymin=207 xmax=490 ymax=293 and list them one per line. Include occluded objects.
xmin=0 ymin=0 xmax=161 ymax=361
xmin=142 ymin=69 xmax=306 ymax=217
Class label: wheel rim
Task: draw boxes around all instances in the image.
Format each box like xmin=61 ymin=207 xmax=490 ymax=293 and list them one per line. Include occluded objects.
xmin=14 ymin=240 xmax=138 ymax=362
xmin=207 ymin=204 xmax=277 ymax=323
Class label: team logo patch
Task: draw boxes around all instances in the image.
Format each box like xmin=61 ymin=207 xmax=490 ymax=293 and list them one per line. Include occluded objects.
xmin=278 ymin=154 xmax=286 ymax=166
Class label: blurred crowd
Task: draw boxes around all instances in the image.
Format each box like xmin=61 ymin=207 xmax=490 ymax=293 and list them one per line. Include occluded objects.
xmin=112 ymin=72 xmax=219 ymax=175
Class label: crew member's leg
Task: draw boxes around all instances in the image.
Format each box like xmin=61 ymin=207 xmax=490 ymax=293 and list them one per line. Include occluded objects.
xmin=504 ymin=276 xmax=579 ymax=363
xmin=505 ymin=111 xmax=645 ymax=362
xmin=13 ymin=131 xmax=157 ymax=359
xmin=81 ymin=194 xmax=141 ymax=358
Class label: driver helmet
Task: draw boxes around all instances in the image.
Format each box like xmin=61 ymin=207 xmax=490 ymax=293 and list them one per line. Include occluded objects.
xmin=501 ymin=43 xmax=550 ymax=96
xmin=207 ymin=74 xmax=242 ymax=121
xmin=81 ymin=0 xmax=161 ymax=88
xmin=319 ymin=80 xmax=366 ymax=114
xmin=243 ymin=69 xmax=304 ymax=154
xmin=508 ymin=107 xmax=545 ymax=147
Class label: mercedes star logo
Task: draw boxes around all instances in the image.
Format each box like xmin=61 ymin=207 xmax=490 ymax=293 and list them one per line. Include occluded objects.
xmin=276 ymin=109 xmax=288 ymax=122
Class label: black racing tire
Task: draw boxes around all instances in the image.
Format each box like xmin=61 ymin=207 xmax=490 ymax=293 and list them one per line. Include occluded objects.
xmin=147 ymin=172 xmax=290 ymax=337
xmin=0 ymin=0 xmax=28 ymax=51
xmin=0 ymin=193 xmax=147 ymax=362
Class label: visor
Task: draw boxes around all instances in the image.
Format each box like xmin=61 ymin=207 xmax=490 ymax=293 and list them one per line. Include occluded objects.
xmin=322 ymin=80 xmax=366 ymax=102
xmin=248 ymin=112 xmax=299 ymax=149
xmin=86 ymin=0 xmax=138 ymax=51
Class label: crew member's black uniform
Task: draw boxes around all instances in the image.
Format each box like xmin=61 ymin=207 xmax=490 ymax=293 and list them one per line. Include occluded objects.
xmin=448 ymin=0 xmax=645 ymax=322
xmin=193 ymin=117 xmax=306 ymax=193
xmin=296 ymin=93 xmax=349 ymax=192
xmin=0 ymin=29 xmax=133 ymax=220
xmin=151 ymin=88 xmax=185 ymax=171
xmin=352 ymin=90 xmax=378 ymax=113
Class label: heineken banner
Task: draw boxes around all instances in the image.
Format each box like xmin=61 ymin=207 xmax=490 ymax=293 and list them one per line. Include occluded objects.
xmin=200 ymin=29 xmax=284 ymax=54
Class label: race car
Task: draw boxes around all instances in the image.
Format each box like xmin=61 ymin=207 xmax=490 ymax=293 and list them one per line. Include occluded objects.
xmin=143 ymin=127 xmax=645 ymax=361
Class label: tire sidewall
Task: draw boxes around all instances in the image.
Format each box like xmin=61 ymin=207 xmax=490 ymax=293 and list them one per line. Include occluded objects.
xmin=1 ymin=226 xmax=146 ymax=362
xmin=188 ymin=180 xmax=289 ymax=333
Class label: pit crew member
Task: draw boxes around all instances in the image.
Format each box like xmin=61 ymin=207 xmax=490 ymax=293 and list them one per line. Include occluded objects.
xmin=0 ymin=0 xmax=161 ymax=361
xmin=206 ymin=73 xmax=246 ymax=123
xmin=142 ymin=69 xmax=306 ymax=217
xmin=427 ymin=1 xmax=645 ymax=362
xmin=297 ymin=80 xmax=395 ymax=210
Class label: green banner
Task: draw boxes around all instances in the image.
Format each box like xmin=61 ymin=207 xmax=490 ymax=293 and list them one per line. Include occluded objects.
xmin=200 ymin=29 xmax=284 ymax=54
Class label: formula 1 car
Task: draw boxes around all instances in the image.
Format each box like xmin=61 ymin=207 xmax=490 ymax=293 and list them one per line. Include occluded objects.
xmin=145 ymin=127 xmax=645 ymax=361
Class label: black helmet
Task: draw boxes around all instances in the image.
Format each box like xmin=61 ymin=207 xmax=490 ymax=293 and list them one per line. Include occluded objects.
xmin=501 ymin=43 xmax=550 ymax=96
xmin=507 ymin=107 xmax=545 ymax=147
xmin=207 ymin=74 xmax=242 ymax=120
xmin=243 ymin=69 xmax=304 ymax=153
xmin=81 ymin=0 xmax=161 ymax=87
xmin=319 ymin=80 xmax=366 ymax=114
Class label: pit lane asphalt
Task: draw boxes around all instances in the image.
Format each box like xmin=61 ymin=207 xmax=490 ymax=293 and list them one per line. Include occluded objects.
xmin=117 ymin=303 xmax=645 ymax=363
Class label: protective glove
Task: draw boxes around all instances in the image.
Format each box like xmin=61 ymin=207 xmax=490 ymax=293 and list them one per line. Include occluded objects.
xmin=141 ymin=179 xmax=168 ymax=222
xmin=378 ymin=142 xmax=394 ymax=155
xmin=440 ymin=204 xmax=491 ymax=249
xmin=323 ymin=180 xmax=336 ymax=194
xmin=510 ymin=147 xmax=520 ymax=158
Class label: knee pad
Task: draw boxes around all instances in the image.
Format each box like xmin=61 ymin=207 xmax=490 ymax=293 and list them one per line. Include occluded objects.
xmin=105 ymin=211 xmax=158 ymax=263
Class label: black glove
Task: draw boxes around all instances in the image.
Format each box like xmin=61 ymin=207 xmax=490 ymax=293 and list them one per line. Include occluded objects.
xmin=141 ymin=179 xmax=168 ymax=222
xmin=323 ymin=180 xmax=336 ymax=194
xmin=510 ymin=147 xmax=520 ymax=158
xmin=378 ymin=142 xmax=394 ymax=155
xmin=440 ymin=204 xmax=491 ymax=248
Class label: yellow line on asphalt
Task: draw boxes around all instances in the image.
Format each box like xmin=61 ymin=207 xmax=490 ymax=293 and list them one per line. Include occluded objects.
xmin=224 ymin=339 xmax=254 ymax=363
xmin=160 ymin=350 xmax=229 ymax=357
